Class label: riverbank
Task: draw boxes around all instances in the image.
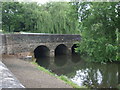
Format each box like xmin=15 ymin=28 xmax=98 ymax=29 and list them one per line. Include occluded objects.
xmin=32 ymin=62 xmax=85 ymax=88
xmin=2 ymin=55 xmax=73 ymax=88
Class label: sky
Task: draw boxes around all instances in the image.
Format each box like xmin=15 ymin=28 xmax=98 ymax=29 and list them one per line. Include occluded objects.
xmin=17 ymin=0 xmax=71 ymax=4
xmin=1 ymin=0 xmax=118 ymax=3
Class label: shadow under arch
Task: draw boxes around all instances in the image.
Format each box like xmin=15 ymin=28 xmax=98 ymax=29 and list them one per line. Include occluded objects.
xmin=54 ymin=55 xmax=68 ymax=67
xmin=34 ymin=45 xmax=50 ymax=58
xmin=55 ymin=44 xmax=69 ymax=56
xmin=71 ymin=44 xmax=81 ymax=63
xmin=71 ymin=54 xmax=81 ymax=63
xmin=36 ymin=57 xmax=50 ymax=69
xmin=71 ymin=44 xmax=79 ymax=55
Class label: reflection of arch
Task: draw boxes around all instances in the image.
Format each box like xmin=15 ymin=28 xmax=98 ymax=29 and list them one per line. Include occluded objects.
xmin=34 ymin=45 xmax=50 ymax=58
xmin=55 ymin=44 xmax=68 ymax=56
xmin=71 ymin=54 xmax=81 ymax=63
xmin=36 ymin=57 xmax=50 ymax=69
xmin=71 ymin=44 xmax=78 ymax=54
xmin=54 ymin=56 xmax=68 ymax=67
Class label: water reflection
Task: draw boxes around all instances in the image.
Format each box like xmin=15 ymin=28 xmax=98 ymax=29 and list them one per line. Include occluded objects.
xmin=36 ymin=55 xmax=120 ymax=88
xmin=36 ymin=57 xmax=50 ymax=68
xmin=71 ymin=63 xmax=119 ymax=88
xmin=71 ymin=54 xmax=81 ymax=63
xmin=118 ymin=63 xmax=120 ymax=88
xmin=54 ymin=55 xmax=68 ymax=67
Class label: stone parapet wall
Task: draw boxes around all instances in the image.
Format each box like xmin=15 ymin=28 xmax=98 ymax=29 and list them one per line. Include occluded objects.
xmin=5 ymin=33 xmax=80 ymax=44
xmin=0 ymin=34 xmax=6 ymax=59
xmin=0 ymin=34 xmax=81 ymax=55
xmin=0 ymin=61 xmax=25 ymax=88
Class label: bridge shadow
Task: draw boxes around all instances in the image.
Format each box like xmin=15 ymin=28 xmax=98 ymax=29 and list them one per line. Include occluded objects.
xmin=54 ymin=55 xmax=68 ymax=67
xmin=71 ymin=54 xmax=81 ymax=63
xmin=54 ymin=44 xmax=69 ymax=67
xmin=55 ymin=44 xmax=69 ymax=56
xmin=34 ymin=45 xmax=50 ymax=58
xmin=36 ymin=57 xmax=50 ymax=69
xmin=71 ymin=44 xmax=79 ymax=55
xmin=34 ymin=45 xmax=50 ymax=68
xmin=34 ymin=44 xmax=82 ymax=68
xmin=71 ymin=44 xmax=81 ymax=63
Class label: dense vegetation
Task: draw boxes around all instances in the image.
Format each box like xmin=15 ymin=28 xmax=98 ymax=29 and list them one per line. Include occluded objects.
xmin=75 ymin=2 xmax=120 ymax=62
xmin=2 ymin=2 xmax=120 ymax=62
xmin=2 ymin=2 xmax=79 ymax=34
xmin=0 ymin=2 xmax=1 ymax=30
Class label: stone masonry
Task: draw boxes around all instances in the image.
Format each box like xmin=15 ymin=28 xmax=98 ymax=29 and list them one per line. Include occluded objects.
xmin=1 ymin=34 xmax=81 ymax=56
xmin=0 ymin=61 xmax=25 ymax=88
xmin=0 ymin=34 xmax=24 ymax=88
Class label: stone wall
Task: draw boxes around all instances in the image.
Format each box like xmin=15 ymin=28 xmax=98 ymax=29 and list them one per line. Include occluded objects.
xmin=0 ymin=34 xmax=2 ymax=61
xmin=0 ymin=61 xmax=25 ymax=88
xmin=1 ymin=34 xmax=81 ymax=56
xmin=0 ymin=34 xmax=7 ymax=61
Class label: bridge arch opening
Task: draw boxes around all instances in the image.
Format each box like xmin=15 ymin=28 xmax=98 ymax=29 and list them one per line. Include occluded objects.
xmin=55 ymin=44 xmax=68 ymax=56
xmin=71 ymin=44 xmax=78 ymax=54
xmin=71 ymin=44 xmax=81 ymax=63
xmin=34 ymin=45 xmax=50 ymax=58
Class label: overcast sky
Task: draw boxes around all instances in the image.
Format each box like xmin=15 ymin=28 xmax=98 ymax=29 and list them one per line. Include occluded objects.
xmin=1 ymin=0 xmax=117 ymax=4
xmin=17 ymin=0 xmax=71 ymax=4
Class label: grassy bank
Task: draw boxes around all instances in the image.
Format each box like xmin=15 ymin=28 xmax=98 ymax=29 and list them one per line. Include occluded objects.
xmin=32 ymin=62 xmax=87 ymax=89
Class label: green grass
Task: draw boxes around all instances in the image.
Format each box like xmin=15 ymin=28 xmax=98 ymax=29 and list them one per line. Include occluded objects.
xmin=31 ymin=62 xmax=87 ymax=89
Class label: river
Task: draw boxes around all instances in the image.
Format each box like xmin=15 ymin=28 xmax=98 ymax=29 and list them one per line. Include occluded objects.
xmin=36 ymin=54 xmax=120 ymax=88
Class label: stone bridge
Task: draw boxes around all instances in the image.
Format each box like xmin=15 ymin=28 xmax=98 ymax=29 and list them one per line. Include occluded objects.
xmin=1 ymin=33 xmax=81 ymax=58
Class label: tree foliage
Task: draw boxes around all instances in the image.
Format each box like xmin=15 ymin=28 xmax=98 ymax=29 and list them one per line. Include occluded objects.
xmin=76 ymin=2 xmax=120 ymax=62
xmin=2 ymin=2 xmax=120 ymax=62
xmin=2 ymin=2 xmax=79 ymax=34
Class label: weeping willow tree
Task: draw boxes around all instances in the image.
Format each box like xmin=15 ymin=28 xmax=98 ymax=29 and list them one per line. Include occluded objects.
xmin=2 ymin=2 xmax=79 ymax=34
xmin=35 ymin=2 xmax=79 ymax=34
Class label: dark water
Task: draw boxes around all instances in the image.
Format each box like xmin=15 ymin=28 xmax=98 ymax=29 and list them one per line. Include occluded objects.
xmin=36 ymin=55 xmax=120 ymax=88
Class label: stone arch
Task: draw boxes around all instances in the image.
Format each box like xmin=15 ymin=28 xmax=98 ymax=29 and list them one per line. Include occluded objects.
xmin=71 ymin=44 xmax=78 ymax=54
xmin=34 ymin=45 xmax=50 ymax=58
xmin=55 ymin=44 xmax=69 ymax=56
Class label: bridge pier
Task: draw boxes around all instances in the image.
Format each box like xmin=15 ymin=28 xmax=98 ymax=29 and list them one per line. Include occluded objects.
xmin=50 ymin=50 xmax=55 ymax=57
xmin=68 ymin=48 xmax=72 ymax=55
